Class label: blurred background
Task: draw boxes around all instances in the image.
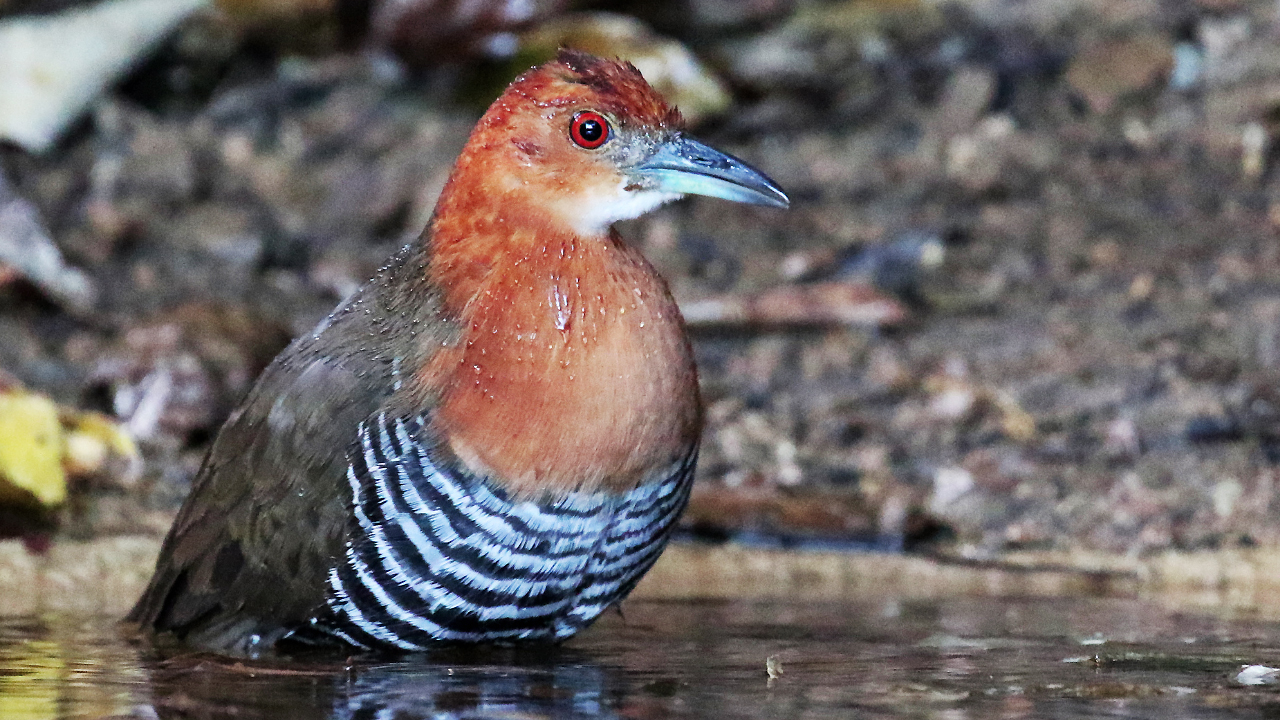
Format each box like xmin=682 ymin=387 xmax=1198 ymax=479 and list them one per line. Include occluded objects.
xmin=2 ymin=0 xmax=1279 ymax=575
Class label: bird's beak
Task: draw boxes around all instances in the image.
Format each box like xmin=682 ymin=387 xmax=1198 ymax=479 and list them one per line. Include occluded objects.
xmin=631 ymin=135 xmax=790 ymax=209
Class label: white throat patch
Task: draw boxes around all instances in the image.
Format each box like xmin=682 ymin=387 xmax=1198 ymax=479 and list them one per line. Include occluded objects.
xmin=565 ymin=181 xmax=681 ymax=236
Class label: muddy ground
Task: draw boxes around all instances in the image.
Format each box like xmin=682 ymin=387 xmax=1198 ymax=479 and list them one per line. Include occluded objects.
xmin=4 ymin=0 xmax=1280 ymax=561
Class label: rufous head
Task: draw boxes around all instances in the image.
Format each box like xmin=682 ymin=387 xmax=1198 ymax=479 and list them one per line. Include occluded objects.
xmin=436 ymin=49 xmax=788 ymax=238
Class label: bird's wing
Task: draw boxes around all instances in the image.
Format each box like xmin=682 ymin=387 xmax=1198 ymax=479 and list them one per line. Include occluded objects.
xmin=128 ymin=339 xmax=390 ymax=654
xmin=130 ymin=247 xmax=444 ymax=654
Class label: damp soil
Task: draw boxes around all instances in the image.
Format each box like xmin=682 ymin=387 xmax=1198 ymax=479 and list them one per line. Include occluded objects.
xmin=5 ymin=597 xmax=1280 ymax=719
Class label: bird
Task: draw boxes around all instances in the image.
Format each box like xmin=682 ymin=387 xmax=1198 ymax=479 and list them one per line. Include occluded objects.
xmin=128 ymin=48 xmax=788 ymax=656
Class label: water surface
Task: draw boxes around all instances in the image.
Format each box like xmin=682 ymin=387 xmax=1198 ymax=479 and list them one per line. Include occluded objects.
xmin=3 ymin=597 xmax=1279 ymax=718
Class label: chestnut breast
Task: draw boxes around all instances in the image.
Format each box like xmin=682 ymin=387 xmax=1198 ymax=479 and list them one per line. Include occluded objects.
xmin=423 ymin=230 xmax=701 ymax=496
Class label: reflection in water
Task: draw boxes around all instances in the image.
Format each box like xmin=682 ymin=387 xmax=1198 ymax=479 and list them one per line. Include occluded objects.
xmin=0 ymin=617 xmax=147 ymax=720
xmin=0 ymin=633 xmax=60 ymax=720
xmin=4 ymin=598 xmax=1280 ymax=719
xmin=143 ymin=648 xmax=626 ymax=720
xmin=334 ymin=661 xmax=616 ymax=720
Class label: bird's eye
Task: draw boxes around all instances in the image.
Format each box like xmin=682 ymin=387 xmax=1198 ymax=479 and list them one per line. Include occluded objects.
xmin=570 ymin=111 xmax=610 ymax=149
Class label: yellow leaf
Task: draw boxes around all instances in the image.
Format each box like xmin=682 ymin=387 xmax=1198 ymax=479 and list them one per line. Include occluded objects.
xmin=64 ymin=411 xmax=139 ymax=477
xmin=0 ymin=390 xmax=66 ymax=507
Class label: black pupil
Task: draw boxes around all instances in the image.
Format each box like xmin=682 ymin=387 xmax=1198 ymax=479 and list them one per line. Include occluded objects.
xmin=578 ymin=118 xmax=603 ymax=143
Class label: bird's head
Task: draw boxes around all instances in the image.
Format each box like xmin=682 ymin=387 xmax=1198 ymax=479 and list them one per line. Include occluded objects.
xmin=437 ymin=48 xmax=788 ymax=237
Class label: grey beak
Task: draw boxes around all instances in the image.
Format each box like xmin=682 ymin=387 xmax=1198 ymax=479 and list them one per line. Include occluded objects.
xmin=632 ymin=135 xmax=790 ymax=209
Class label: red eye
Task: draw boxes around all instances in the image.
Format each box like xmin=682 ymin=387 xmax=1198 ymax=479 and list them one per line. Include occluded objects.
xmin=570 ymin=111 xmax=609 ymax=149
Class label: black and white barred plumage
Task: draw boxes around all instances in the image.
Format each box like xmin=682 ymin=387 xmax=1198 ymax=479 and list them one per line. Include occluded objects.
xmin=301 ymin=414 xmax=695 ymax=650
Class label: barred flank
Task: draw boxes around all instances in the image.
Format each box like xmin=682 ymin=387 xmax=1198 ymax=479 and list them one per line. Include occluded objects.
xmin=306 ymin=415 xmax=694 ymax=649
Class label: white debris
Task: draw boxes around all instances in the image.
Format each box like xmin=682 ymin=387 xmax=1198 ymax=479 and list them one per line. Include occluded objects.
xmin=0 ymin=172 xmax=95 ymax=310
xmin=930 ymin=466 xmax=974 ymax=512
xmin=1236 ymin=665 xmax=1280 ymax=686
xmin=0 ymin=0 xmax=208 ymax=152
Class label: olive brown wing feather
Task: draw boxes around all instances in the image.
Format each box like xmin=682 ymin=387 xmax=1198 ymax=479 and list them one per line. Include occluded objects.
xmin=127 ymin=349 xmax=384 ymax=654
xmin=129 ymin=246 xmax=442 ymax=654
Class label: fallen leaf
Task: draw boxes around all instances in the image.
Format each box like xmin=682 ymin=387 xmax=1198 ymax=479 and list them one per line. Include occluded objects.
xmin=0 ymin=389 xmax=66 ymax=508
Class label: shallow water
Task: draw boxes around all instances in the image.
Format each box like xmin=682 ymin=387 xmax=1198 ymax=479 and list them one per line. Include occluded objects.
xmin=3 ymin=597 xmax=1280 ymax=719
